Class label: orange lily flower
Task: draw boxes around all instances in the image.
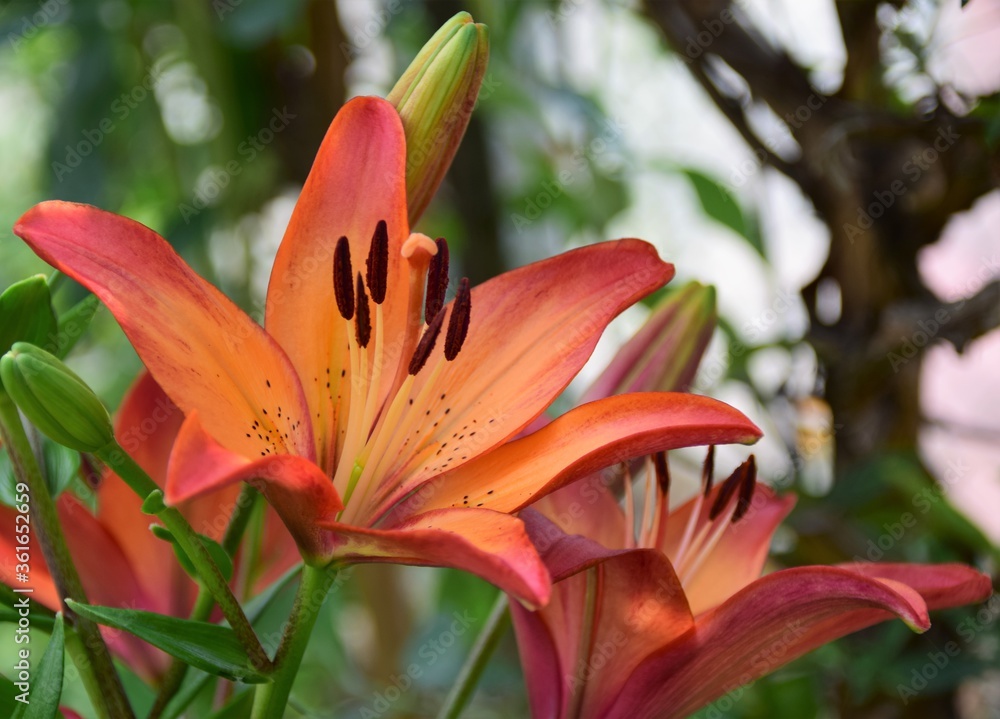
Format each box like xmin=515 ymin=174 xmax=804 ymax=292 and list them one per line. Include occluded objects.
xmin=512 ymin=456 xmax=993 ymax=718
xmin=0 ymin=372 xmax=297 ymax=681
xmin=13 ymin=96 xmax=762 ymax=607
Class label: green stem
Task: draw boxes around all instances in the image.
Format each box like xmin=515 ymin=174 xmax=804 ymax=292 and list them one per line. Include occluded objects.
xmin=98 ymin=443 xmax=273 ymax=674
xmin=148 ymin=486 xmax=261 ymax=719
xmin=0 ymin=390 xmax=134 ymax=719
xmin=222 ymin=484 xmax=261 ymax=556
xmin=251 ymin=564 xmax=339 ymax=719
xmin=436 ymin=593 xmax=510 ymax=719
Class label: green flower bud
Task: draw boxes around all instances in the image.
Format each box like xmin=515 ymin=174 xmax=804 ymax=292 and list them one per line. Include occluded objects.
xmin=583 ymin=281 xmax=718 ymax=402
xmin=0 ymin=342 xmax=114 ymax=452
xmin=388 ymin=11 xmax=489 ymax=226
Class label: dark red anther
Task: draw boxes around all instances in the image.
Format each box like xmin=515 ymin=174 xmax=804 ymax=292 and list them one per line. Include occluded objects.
xmin=444 ymin=278 xmax=471 ymax=361
xmin=366 ymin=220 xmax=389 ymax=305
xmin=708 ymin=457 xmax=751 ymax=520
xmin=333 ymin=236 xmax=354 ymax=320
xmin=408 ymin=308 xmax=446 ymax=375
xmin=732 ymin=455 xmax=757 ymax=523
xmin=653 ymin=451 xmax=670 ymax=494
xmin=702 ymin=445 xmax=716 ymax=497
xmin=425 ymin=237 xmax=450 ymax=320
xmin=355 ymin=273 xmax=371 ymax=348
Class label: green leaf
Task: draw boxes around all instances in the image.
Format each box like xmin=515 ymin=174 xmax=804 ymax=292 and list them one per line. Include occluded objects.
xmin=205 ymin=690 xmax=254 ymax=719
xmin=0 ymin=584 xmax=57 ymax=632
xmin=54 ymin=294 xmax=99 ymax=360
xmin=141 ymin=489 xmax=167 ymax=515
xmin=151 ymin=525 xmax=235 ymax=582
xmin=41 ymin=440 xmax=81 ymax=499
xmin=0 ymin=277 xmax=58 ymax=357
xmin=66 ymin=600 xmax=270 ymax=683
xmin=12 ymin=613 xmax=64 ymax=719
xmin=0 ymin=673 xmax=19 ymax=717
xmin=681 ymin=168 xmax=765 ymax=258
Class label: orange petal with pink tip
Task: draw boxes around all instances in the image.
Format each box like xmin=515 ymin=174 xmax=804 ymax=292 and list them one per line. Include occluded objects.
xmin=265 ymin=96 xmax=410 ymax=459
xmin=400 ymin=392 xmax=760 ymax=521
xmin=318 ymin=507 xmax=551 ymax=608
xmin=13 ymin=201 xmax=314 ymax=463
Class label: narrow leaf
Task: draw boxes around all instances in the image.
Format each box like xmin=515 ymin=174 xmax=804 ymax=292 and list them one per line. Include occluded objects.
xmin=54 ymin=294 xmax=100 ymax=359
xmin=681 ymin=168 xmax=765 ymax=257
xmin=65 ymin=601 xmax=270 ymax=683
xmin=0 ymin=277 xmax=58 ymax=357
xmin=12 ymin=613 xmax=64 ymax=719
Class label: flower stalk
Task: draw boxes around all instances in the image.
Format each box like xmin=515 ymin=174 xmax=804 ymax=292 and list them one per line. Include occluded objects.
xmin=436 ymin=593 xmax=510 ymax=719
xmin=250 ymin=563 xmax=341 ymax=719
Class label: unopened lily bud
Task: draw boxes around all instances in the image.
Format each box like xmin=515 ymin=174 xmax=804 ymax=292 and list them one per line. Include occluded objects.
xmin=387 ymin=11 xmax=489 ymax=226
xmin=582 ymin=281 xmax=717 ymax=402
xmin=0 ymin=342 xmax=113 ymax=452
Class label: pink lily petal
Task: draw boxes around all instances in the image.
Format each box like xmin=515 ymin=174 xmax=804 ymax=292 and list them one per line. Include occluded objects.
xmin=528 ymin=479 xmax=629 ymax=559
xmin=318 ymin=508 xmax=551 ymax=608
xmin=514 ymin=509 xmax=695 ymax=718
xmin=13 ymin=202 xmax=315 ymax=463
xmin=607 ymin=564 xmax=988 ymax=719
xmin=164 ymin=412 xmax=342 ymax=562
xmin=404 ymin=393 xmax=761 ymax=520
xmin=836 ymin=562 xmax=994 ymax=610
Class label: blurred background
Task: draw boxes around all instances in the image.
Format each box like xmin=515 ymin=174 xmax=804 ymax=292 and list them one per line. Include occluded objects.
xmin=1 ymin=0 xmax=999 ymax=717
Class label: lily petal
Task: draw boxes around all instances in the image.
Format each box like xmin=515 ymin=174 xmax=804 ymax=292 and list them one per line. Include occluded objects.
xmin=662 ymin=484 xmax=796 ymax=615
xmin=514 ymin=509 xmax=695 ymax=718
xmin=13 ymin=201 xmax=314 ymax=462
xmin=164 ymin=412 xmax=342 ymax=561
xmin=836 ymin=562 xmax=993 ymax=610
xmin=379 ymin=241 xmax=675 ymax=495
xmin=607 ymin=565 xmax=960 ymax=719
xmin=402 ymin=393 xmax=761 ymax=520
xmin=265 ymin=97 xmax=409 ymax=461
xmin=529 ymin=479 xmax=628 ymax=557
xmin=318 ymin=508 xmax=551 ymax=607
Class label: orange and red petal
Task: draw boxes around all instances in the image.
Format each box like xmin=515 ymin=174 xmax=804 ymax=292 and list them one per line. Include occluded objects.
xmin=13 ymin=202 xmax=314 ymax=463
xmin=164 ymin=412 xmax=342 ymax=562
xmin=377 ymin=240 xmax=675 ymax=496
xmin=319 ymin=507 xmax=551 ymax=608
xmin=607 ymin=564 xmax=987 ymax=719
xmin=265 ymin=96 xmax=410 ymax=460
xmin=402 ymin=392 xmax=760 ymax=520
